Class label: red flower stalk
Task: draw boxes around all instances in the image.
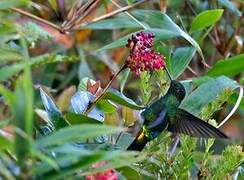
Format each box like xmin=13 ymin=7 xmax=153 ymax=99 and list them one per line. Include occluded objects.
xmin=86 ymin=162 xmax=118 ymax=180
xmin=125 ymin=31 xmax=165 ymax=75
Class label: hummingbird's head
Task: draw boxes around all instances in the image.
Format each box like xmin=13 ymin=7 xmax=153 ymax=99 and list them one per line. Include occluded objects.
xmin=168 ymin=80 xmax=186 ymax=102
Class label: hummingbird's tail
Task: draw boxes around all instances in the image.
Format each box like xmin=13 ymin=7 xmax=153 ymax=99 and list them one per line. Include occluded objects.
xmin=127 ymin=129 xmax=149 ymax=151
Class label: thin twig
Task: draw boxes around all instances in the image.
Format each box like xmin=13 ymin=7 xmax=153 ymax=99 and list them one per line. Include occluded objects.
xmin=115 ymin=132 xmax=123 ymax=144
xmin=10 ymin=7 xmax=63 ymax=33
xmin=85 ymin=64 xmax=126 ymax=114
xmin=111 ymin=0 xmax=148 ymax=29
xmin=187 ymin=66 xmax=198 ymax=77
xmin=80 ymin=0 xmax=149 ymax=27
xmin=165 ymin=66 xmax=173 ymax=81
xmin=62 ymin=0 xmax=101 ymax=32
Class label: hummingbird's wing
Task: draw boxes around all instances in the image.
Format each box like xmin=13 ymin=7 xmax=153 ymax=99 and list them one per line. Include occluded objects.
xmin=167 ymin=109 xmax=228 ymax=138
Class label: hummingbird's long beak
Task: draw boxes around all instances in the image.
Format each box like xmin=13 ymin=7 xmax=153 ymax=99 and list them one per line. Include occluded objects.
xmin=165 ymin=66 xmax=173 ymax=81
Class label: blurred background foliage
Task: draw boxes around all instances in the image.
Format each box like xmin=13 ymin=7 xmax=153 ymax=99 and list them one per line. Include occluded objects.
xmin=0 ymin=0 xmax=243 ymax=179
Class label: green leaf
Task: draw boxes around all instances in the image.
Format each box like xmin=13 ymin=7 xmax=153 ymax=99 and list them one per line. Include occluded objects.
xmin=0 ymin=54 xmax=78 ymax=81
xmin=0 ymin=22 xmax=16 ymax=35
xmin=140 ymin=71 xmax=152 ymax=105
xmin=192 ymin=76 xmax=214 ymax=86
xmin=228 ymin=93 xmax=244 ymax=110
xmin=0 ymin=48 xmax=23 ymax=63
xmin=181 ymin=76 xmax=239 ymax=116
xmin=64 ymin=112 xmax=102 ymax=125
xmin=97 ymin=100 xmax=117 ymax=113
xmin=40 ymin=88 xmax=69 ymax=130
xmin=120 ymin=68 xmax=130 ymax=92
xmin=170 ymin=47 xmax=196 ymax=78
xmin=0 ymin=0 xmax=29 ymax=10
xmin=103 ymin=89 xmax=144 ymax=110
xmin=118 ymin=166 xmax=141 ymax=179
xmin=32 ymin=151 xmax=60 ymax=172
xmin=85 ymin=14 xmax=145 ymax=29
xmin=12 ymin=91 xmax=29 ymax=157
xmin=35 ymin=124 xmax=124 ymax=148
xmin=0 ymin=63 xmax=25 ymax=82
xmin=190 ymin=9 xmax=224 ymax=32
xmin=13 ymin=38 xmax=33 ymax=165
xmin=30 ymin=54 xmax=79 ymax=67
xmin=218 ymin=0 xmax=242 ymax=17
xmin=77 ymin=46 xmax=94 ymax=79
xmin=0 ymin=134 xmax=13 ymax=151
xmin=0 ymin=85 xmax=15 ymax=109
xmin=48 ymin=0 xmax=58 ymax=14
xmin=207 ymin=54 xmax=244 ymax=77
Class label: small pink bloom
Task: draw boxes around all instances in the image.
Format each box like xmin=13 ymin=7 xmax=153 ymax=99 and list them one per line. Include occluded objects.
xmin=125 ymin=31 xmax=165 ymax=75
xmin=126 ymin=31 xmax=154 ymax=50
xmin=86 ymin=162 xmax=118 ymax=180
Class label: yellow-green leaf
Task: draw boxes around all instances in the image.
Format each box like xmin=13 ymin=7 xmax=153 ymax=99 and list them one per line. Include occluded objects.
xmin=190 ymin=9 xmax=224 ymax=32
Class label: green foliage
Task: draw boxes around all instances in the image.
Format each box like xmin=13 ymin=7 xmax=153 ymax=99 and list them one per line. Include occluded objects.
xmin=207 ymin=54 xmax=244 ymax=77
xmin=200 ymin=88 xmax=234 ymax=120
xmin=13 ymin=38 xmax=33 ymax=170
xmin=35 ymin=124 xmax=123 ymax=148
xmin=168 ymin=47 xmax=196 ymax=79
xmin=0 ymin=48 xmax=23 ymax=63
xmin=213 ymin=145 xmax=244 ymax=178
xmin=103 ymin=89 xmax=144 ymax=110
xmin=190 ymin=9 xmax=224 ymax=32
xmin=0 ymin=54 xmax=78 ymax=81
xmin=140 ymin=72 xmax=153 ymax=105
xmin=181 ymin=76 xmax=238 ymax=116
xmin=0 ymin=0 xmax=29 ymax=10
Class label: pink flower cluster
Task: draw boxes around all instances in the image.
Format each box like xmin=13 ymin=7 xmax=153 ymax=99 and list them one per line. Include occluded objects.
xmin=86 ymin=162 xmax=118 ymax=180
xmin=125 ymin=31 xmax=165 ymax=76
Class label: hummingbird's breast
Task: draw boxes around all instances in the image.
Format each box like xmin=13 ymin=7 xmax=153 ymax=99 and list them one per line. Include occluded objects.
xmin=141 ymin=97 xmax=166 ymax=125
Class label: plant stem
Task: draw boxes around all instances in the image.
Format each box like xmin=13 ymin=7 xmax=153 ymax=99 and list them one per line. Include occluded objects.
xmin=80 ymin=0 xmax=149 ymax=27
xmin=187 ymin=66 xmax=198 ymax=77
xmin=11 ymin=7 xmax=63 ymax=33
xmin=85 ymin=64 xmax=126 ymax=113
xmin=164 ymin=66 xmax=173 ymax=81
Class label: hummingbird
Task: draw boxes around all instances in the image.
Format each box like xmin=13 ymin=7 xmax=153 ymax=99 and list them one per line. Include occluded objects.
xmin=127 ymin=79 xmax=227 ymax=151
